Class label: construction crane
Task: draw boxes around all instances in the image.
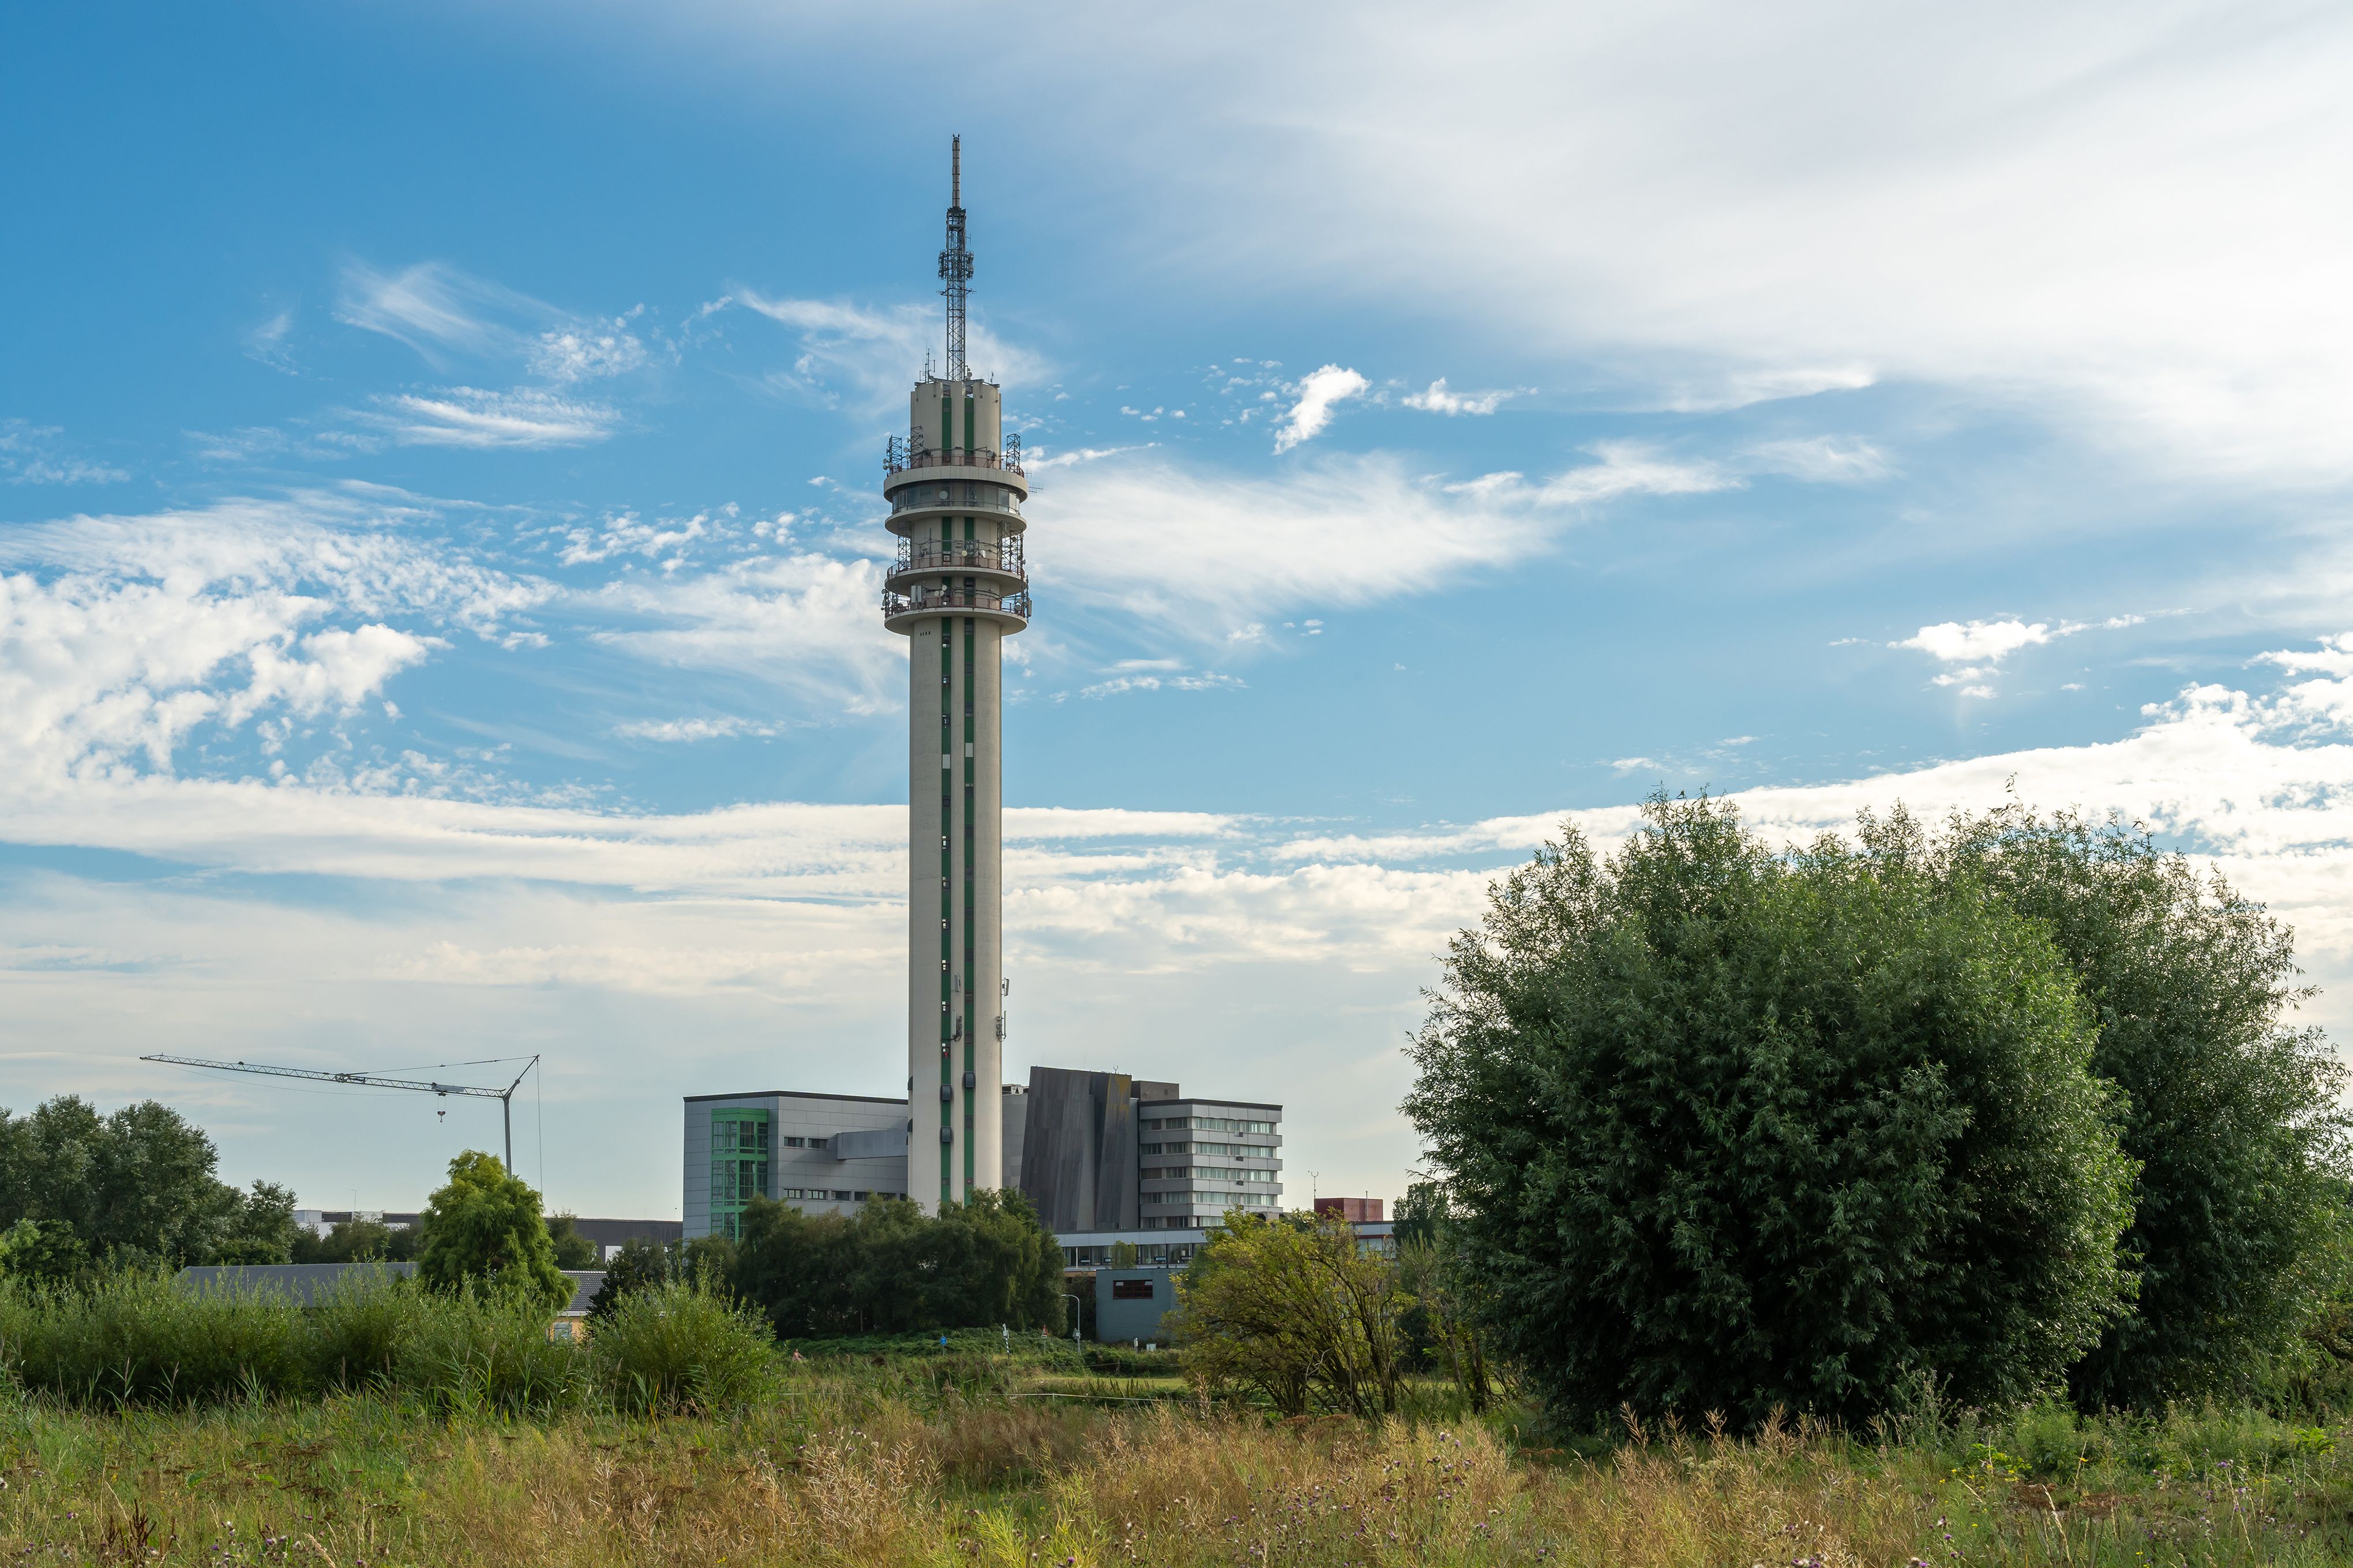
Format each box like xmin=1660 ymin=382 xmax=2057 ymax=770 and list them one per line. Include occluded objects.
xmin=141 ymin=1054 xmax=539 ymax=1170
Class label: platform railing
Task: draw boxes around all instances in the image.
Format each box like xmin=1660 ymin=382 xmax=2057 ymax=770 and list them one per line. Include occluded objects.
xmin=892 ymin=539 xmax=1026 ymax=579
xmin=881 ymin=585 xmax=1033 ymax=622
xmin=884 ymin=432 xmax=1025 ymax=478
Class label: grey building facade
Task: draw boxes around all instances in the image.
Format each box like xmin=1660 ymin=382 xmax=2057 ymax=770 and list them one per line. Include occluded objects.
xmin=682 ymin=1069 xmax=1282 ymax=1245
xmin=682 ymin=1086 xmax=1028 ymax=1240
xmin=1016 ymin=1067 xmax=1177 ymax=1232
xmin=683 ymin=1090 xmax=920 ymax=1240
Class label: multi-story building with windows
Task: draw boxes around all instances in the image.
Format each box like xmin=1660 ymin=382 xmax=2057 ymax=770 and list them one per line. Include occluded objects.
xmin=682 ymin=1069 xmax=1281 ymax=1263
xmin=1137 ymin=1100 xmax=1285 ymax=1228
xmin=682 ymin=1091 xmax=917 ymax=1240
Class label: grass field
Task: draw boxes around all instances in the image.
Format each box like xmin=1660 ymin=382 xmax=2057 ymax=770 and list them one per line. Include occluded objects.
xmin=3 ymin=1340 xmax=2351 ymax=1567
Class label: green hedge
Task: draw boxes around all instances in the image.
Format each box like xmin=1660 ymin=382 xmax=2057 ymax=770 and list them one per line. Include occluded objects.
xmin=0 ymin=1272 xmax=774 ymax=1413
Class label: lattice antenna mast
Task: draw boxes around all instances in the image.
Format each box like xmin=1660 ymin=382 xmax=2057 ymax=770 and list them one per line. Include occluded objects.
xmin=940 ymin=134 xmax=972 ymax=382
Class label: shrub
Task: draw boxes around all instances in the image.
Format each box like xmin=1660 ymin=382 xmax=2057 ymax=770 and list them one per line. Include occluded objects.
xmin=1169 ymin=1210 xmax=1406 ymax=1418
xmin=590 ymin=1281 xmax=776 ymax=1412
xmin=733 ymin=1190 xmax=1061 ymax=1337
xmin=414 ymin=1152 xmax=572 ymax=1314
xmin=0 ymin=1271 xmax=311 ymax=1405
xmin=1406 ymin=794 xmax=2136 ymax=1428
xmin=0 ymin=1269 xmax=594 ymax=1413
xmin=306 ymin=1265 xmax=425 ymax=1390
xmin=1938 ymin=804 xmax=2352 ymax=1408
xmin=388 ymin=1283 xmax=587 ymax=1415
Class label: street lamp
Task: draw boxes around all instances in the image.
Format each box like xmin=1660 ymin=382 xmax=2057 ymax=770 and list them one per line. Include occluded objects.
xmin=1059 ymin=1292 xmax=1082 ymax=1349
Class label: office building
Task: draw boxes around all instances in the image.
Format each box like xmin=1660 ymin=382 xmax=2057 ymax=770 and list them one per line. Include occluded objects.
xmin=683 ymin=1066 xmax=1283 ymax=1254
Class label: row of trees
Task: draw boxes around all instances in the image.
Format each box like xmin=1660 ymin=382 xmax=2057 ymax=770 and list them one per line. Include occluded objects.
xmin=590 ymin=1191 xmax=1065 ymax=1336
xmin=1403 ymin=795 xmax=2350 ymax=1424
xmin=0 ymin=1093 xmax=1070 ymax=1341
xmin=0 ymin=1100 xmax=610 ymax=1315
xmin=0 ymin=1097 xmax=301 ymax=1278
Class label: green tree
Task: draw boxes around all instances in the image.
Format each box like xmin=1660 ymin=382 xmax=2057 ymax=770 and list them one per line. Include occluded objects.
xmin=680 ymin=1232 xmax=738 ymax=1289
xmin=414 ymin=1152 xmax=573 ymax=1311
xmin=292 ymin=1217 xmax=401 ymax=1264
xmin=212 ymin=1181 xmax=300 ymax=1264
xmin=0 ymin=1218 xmax=93 ymax=1288
xmin=588 ymin=1236 xmax=674 ymax=1320
xmin=545 ymin=1213 xmax=601 ymax=1270
xmin=0 ymin=1096 xmax=292 ymax=1268
xmin=1393 ymin=1181 xmax=1447 ymax=1249
xmin=1405 ymin=795 xmax=2136 ymax=1427
xmin=731 ymin=1190 xmax=1062 ymax=1337
xmin=735 ymin=1200 xmax=862 ymax=1334
xmin=1169 ymin=1209 xmax=1409 ymax=1418
xmin=1387 ymin=1183 xmax=1501 ymax=1412
xmin=938 ymin=1189 xmax=1063 ymax=1329
xmin=1935 ymin=804 xmax=2352 ymax=1407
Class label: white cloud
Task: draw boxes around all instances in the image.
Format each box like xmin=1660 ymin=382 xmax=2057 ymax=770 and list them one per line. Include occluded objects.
xmin=18 ymin=621 xmax=2353 ymax=1213
xmin=1273 ymin=365 xmax=1368 ymax=453
xmin=1896 ymin=618 xmax=2052 ymax=664
xmin=735 ymin=292 xmax=1045 ymax=410
xmin=1028 ymin=445 xmax=1145 ymax=470
xmin=0 ymin=421 xmax=129 ymax=486
xmin=335 ymin=262 xmax=542 ymax=367
xmin=613 ymin=716 xmax=781 ymax=742
xmin=1656 ymin=366 xmax=1880 ymax=413
xmin=1037 ymin=447 xmax=1732 ymax=637
xmin=1267 ymin=633 xmax=2353 ymax=984
xmin=530 ymin=318 xmax=648 ymax=382
xmin=592 ymin=552 xmax=903 ymax=715
xmin=616 ymin=3 xmax=2353 ymax=484
xmin=0 ymin=494 xmax=544 ymax=779
xmin=1893 ymin=614 xmax=2148 ymax=695
xmin=1402 ymin=378 xmax=1516 ymax=416
xmin=560 ymin=511 xmax=711 ymax=567
xmin=1745 ymin=436 xmax=1891 ymax=484
xmin=362 ymin=388 xmax=622 ymax=449
xmin=1078 ymin=671 xmax=1244 ymax=700
xmin=243 ymin=309 xmax=297 ymax=374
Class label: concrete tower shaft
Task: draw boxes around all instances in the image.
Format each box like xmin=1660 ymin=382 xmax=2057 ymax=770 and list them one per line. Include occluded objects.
xmin=882 ymin=142 xmax=1029 ymax=1212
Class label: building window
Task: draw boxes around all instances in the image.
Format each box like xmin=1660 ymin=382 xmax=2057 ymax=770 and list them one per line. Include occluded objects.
xmin=709 ymin=1108 xmax=771 ymax=1241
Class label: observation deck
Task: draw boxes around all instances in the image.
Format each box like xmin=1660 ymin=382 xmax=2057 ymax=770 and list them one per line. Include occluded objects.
xmin=885 ymin=537 xmax=1026 ymax=593
xmin=881 ymin=437 xmax=1028 ymax=534
xmin=881 ymin=584 xmax=1033 ymax=634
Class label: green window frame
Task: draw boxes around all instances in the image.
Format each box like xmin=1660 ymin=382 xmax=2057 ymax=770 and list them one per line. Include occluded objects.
xmin=709 ymin=1108 xmax=771 ymax=1241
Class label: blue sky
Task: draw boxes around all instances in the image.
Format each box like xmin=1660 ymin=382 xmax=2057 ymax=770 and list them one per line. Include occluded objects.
xmin=7 ymin=2 xmax=2353 ymax=1217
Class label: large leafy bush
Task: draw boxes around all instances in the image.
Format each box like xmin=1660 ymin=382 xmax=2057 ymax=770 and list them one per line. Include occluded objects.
xmin=1406 ymin=795 xmax=2136 ymax=1426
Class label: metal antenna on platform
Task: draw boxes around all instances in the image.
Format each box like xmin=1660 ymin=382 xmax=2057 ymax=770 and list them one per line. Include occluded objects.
xmin=940 ymin=134 xmax=971 ymax=382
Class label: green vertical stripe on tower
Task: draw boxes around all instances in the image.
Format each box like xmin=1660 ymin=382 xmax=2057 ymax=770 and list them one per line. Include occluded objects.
xmin=963 ymin=614 xmax=977 ymax=1191
xmin=940 ymin=394 xmax=952 ymax=454
xmin=940 ymin=616 xmax=954 ymax=1199
xmin=963 ymin=394 xmax=974 ymax=457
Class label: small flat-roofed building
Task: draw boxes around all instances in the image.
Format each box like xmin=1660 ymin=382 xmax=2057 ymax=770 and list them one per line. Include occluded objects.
xmin=1095 ymin=1268 xmax=1179 ymax=1345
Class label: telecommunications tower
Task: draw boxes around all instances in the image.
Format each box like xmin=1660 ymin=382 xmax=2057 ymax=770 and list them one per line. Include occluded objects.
xmin=882 ymin=137 xmax=1030 ymax=1210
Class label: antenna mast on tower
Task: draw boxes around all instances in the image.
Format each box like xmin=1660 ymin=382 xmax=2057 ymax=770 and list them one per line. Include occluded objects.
xmin=940 ymin=135 xmax=972 ymax=381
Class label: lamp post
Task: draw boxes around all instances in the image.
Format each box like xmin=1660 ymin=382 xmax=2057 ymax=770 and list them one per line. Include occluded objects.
xmin=1060 ymin=1292 xmax=1082 ymax=1349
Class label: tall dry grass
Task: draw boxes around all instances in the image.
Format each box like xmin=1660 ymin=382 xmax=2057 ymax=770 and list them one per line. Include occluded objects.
xmin=3 ymin=1377 xmax=2350 ymax=1566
